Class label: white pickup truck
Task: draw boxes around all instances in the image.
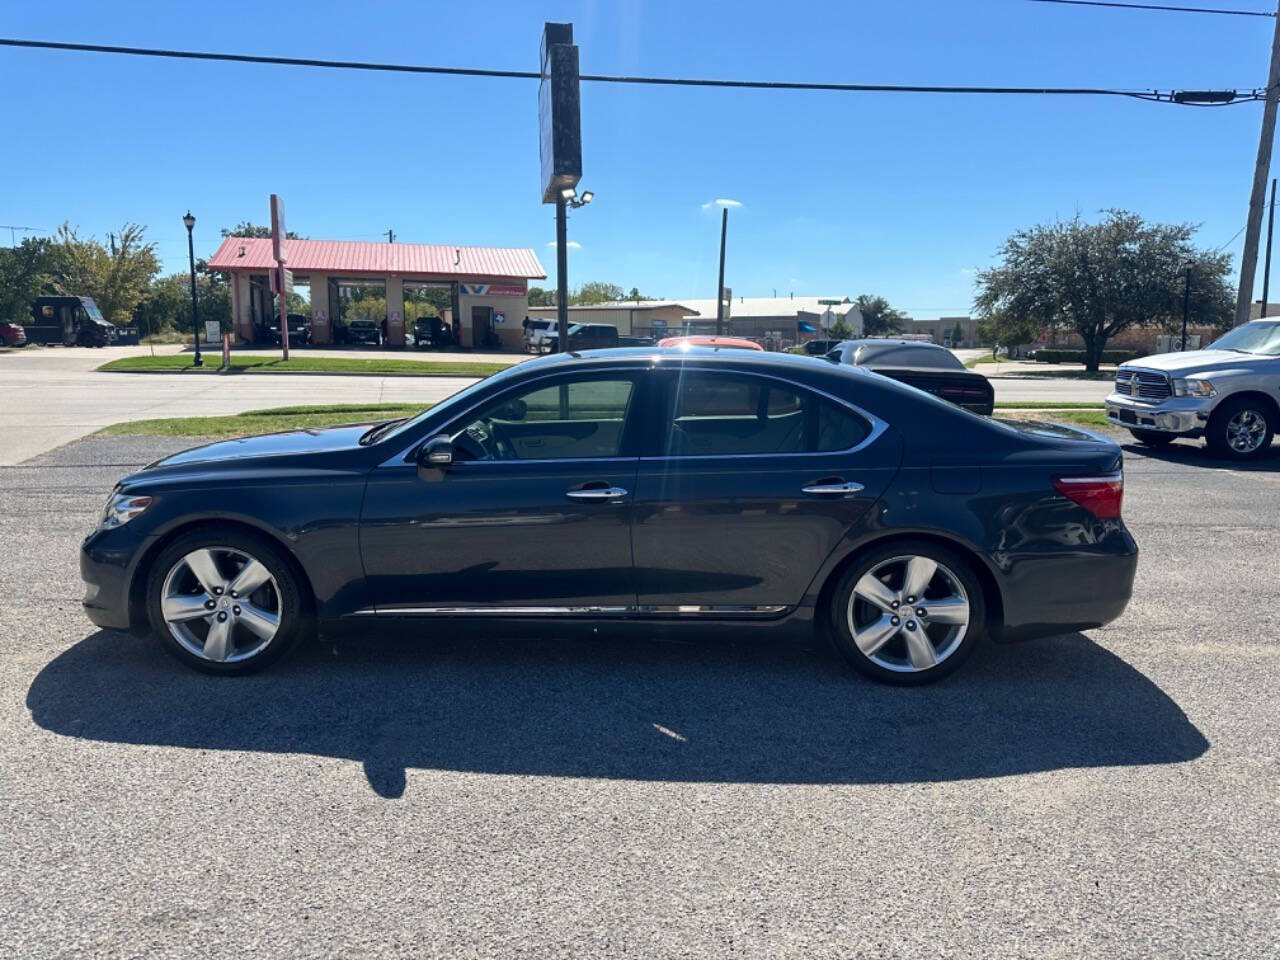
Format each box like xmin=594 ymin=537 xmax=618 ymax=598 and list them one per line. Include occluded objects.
xmin=1105 ymin=319 xmax=1280 ymax=460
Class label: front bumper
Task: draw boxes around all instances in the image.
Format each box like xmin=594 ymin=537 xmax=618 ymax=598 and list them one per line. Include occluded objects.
xmin=80 ymin=526 xmax=153 ymax=631
xmin=1105 ymin=393 xmax=1211 ymax=436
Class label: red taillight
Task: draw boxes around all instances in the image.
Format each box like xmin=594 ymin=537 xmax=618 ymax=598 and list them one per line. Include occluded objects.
xmin=1053 ymin=471 xmax=1124 ymax=519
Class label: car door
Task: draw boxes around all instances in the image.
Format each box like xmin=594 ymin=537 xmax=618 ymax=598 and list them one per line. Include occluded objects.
xmin=359 ymin=370 xmax=644 ymax=614
xmin=630 ymin=367 xmax=901 ymax=613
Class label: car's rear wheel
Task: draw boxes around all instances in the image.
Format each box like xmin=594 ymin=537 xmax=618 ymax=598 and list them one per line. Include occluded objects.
xmin=146 ymin=529 xmax=307 ymax=675
xmin=1129 ymin=428 xmax=1175 ymax=448
xmin=1206 ymin=397 xmax=1275 ymax=460
xmin=829 ymin=541 xmax=986 ymax=685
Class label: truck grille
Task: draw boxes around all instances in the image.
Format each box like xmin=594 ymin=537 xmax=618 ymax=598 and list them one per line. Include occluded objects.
xmin=1114 ymin=367 xmax=1171 ymax=403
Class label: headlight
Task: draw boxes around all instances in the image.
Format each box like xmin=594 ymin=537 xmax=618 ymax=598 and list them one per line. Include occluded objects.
xmin=1172 ymin=378 xmax=1216 ymax=398
xmin=100 ymin=492 xmax=153 ymax=530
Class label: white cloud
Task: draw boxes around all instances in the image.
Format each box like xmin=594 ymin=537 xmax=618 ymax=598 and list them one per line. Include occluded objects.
xmin=701 ymin=198 xmax=743 ymax=209
xmin=546 ymin=240 xmax=582 ymax=249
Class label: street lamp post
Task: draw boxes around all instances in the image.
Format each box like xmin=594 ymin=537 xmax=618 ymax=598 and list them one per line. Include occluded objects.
xmin=1180 ymin=262 xmax=1193 ymax=352
xmin=183 ymin=211 xmax=202 ymax=368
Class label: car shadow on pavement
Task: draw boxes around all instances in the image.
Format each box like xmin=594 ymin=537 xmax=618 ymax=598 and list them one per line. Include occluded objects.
xmin=1122 ymin=439 xmax=1280 ymax=470
xmin=27 ymin=629 xmax=1207 ymax=799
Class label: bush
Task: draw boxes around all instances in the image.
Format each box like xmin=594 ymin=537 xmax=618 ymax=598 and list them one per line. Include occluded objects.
xmin=1032 ymin=348 xmax=1140 ymax=365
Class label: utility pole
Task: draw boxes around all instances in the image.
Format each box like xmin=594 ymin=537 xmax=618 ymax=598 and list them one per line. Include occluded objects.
xmin=386 ymin=229 xmax=395 ymax=243
xmin=107 ymin=233 xmax=117 ymax=256
xmin=1263 ymin=178 xmax=1277 ymax=317
xmin=715 ymin=206 xmax=728 ymax=336
xmin=1233 ymin=0 xmax=1280 ymax=327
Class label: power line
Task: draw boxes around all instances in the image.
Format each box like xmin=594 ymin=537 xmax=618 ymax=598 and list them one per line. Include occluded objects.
xmin=0 ymin=37 xmax=1259 ymax=104
xmin=1026 ymin=0 xmax=1274 ymax=16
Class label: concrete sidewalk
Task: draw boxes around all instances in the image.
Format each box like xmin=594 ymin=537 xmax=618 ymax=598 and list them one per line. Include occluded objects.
xmin=0 ymin=351 xmax=475 ymax=465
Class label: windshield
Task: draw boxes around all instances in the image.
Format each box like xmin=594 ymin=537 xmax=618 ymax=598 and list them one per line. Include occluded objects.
xmin=1206 ymin=321 xmax=1280 ymax=356
xmin=81 ymin=301 xmax=105 ymax=321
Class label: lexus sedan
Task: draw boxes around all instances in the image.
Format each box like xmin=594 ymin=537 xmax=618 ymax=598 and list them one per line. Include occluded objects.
xmin=82 ymin=349 xmax=1136 ymax=685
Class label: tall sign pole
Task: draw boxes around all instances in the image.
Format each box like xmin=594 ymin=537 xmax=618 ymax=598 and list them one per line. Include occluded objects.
xmin=539 ymin=22 xmax=581 ymax=355
xmin=1234 ymin=1 xmax=1280 ymax=328
xmin=270 ymin=193 xmax=290 ymax=360
xmin=1263 ymin=177 xmax=1277 ymax=317
xmin=715 ymin=207 xmax=728 ymax=336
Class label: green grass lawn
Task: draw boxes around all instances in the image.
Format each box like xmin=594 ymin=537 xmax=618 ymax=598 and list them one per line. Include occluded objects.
xmin=96 ymin=403 xmax=428 ymax=438
xmin=98 ymin=354 xmax=511 ymax=378
xmin=964 ymin=355 xmax=1002 ymax=367
xmin=997 ymin=409 xmax=1112 ymax=430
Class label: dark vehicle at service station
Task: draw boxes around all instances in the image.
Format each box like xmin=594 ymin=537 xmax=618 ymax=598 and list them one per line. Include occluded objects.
xmin=82 ymin=349 xmax=1135 ymax=685
xmin=825 ymin=339 xmax=996 ymax=415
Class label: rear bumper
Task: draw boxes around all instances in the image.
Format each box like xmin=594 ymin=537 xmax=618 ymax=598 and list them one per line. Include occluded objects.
xmin=993 ymin=530 xmax=1138 ymax=642
xmin=1105 ymin=393 xmax=1210 ymax=436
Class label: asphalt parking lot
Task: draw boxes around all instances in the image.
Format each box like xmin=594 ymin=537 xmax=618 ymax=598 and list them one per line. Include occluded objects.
xmin=1 ymin=433 xmax=1277 ymax=958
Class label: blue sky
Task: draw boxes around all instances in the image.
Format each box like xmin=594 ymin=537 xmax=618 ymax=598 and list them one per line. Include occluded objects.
xmin=2 ymin=0 xmax=1277 ymax=319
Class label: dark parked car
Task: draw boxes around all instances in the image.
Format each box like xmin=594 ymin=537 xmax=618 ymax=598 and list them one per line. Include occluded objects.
xmin=0 ymin=320 xmax=28 ymax=347
xmin=344 ymin=319 xmax=381 ymax=346
xmin=825 ymin=339 xmax=995 ymax=415
xmin=802 ymin=339 xmax=840 ymax=356
xmin=258 ymin=312 xmax=310 ymax=346
xmin=82 ymin=349 xmax=1135 ymax=684
xmin=547 ymin=323 xmax=653 ymax=352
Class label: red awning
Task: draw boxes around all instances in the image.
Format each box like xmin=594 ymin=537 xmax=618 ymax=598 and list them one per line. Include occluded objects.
xmin=207 ymin=237 xmax=546 ymax=280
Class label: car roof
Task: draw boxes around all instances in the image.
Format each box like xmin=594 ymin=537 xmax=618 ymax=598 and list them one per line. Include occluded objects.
xmin=517 ymin=346 xmax=846 ymax=376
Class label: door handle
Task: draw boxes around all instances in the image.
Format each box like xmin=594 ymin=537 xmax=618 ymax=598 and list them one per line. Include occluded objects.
xmin=801 ymin=480 xmax=864 ymax=497
xmin=566 ymin=485 xmax=629 ymax=503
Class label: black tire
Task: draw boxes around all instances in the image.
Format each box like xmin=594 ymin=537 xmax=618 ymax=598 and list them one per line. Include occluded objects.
xmin=1206 ymin=396 xmax=1276 ymax=460
xmin=1129 ymin=429 xmax=1175 ymax=448
xmin=145 ymin=527 xmax=309 ymax=675
xmin=828 ymin=540 xmax=986 ymax=686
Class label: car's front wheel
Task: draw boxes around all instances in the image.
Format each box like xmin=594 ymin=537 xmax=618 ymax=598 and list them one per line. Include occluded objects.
xmin=1206 ymin=396 xmax=1275 ymax=460
xmin=146 ymin=528 xmax=308 ymax=674
xmin=829 ymin=541 xmax=985 ymax=685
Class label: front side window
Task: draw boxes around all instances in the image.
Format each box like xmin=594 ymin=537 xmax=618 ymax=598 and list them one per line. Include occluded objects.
xmin=451 ymin=377 xmax=636 ymax=461
xmin=662 ymin=372 xmax=869 ymax=456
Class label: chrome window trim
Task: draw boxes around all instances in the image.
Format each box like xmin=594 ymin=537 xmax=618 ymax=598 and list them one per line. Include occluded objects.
xmin=379 ymin=361 xmax=889 ymax=468
xmin=348 ymin=603 xmax=790 ymax=618
xmin=650 ymin=367 xmax=888 ymax=460
xmin=379 ymin=364 xmax=652 ymax=469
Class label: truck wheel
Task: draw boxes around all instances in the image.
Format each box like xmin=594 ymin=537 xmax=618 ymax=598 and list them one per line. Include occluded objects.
xmin=1129 ymin=429 xmax=1174 ymax=448
xmin=1206 ymin=397 xmax=1275 ymax=460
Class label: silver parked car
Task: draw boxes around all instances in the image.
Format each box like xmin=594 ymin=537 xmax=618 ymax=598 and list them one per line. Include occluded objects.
xmin=1105 ymin=320 xmax=1280 ymax=459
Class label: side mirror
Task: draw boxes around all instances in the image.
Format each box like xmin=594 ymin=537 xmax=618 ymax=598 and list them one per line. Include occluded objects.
xmin=417 ymin=435 xmax=454 ymax=477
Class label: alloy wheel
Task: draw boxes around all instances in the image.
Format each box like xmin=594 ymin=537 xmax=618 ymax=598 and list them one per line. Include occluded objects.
xmin=160 ymin=546 xmax=281 ymax=663
xmin=1225 ymin=409 xmax=1268 ymax=454
xmin=846 ymin=554 xmax=971 ymax=673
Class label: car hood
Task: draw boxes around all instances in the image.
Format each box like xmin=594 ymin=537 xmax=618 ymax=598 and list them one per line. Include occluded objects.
xmin=1121 ymin=349 xmax=1257 ymax=375
xmin=145 ymin=423 xmax=376 ymax=470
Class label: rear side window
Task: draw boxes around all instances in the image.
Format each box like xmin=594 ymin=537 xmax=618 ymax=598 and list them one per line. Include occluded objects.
xmin=662 ymin=372 xmax=869 ymax=456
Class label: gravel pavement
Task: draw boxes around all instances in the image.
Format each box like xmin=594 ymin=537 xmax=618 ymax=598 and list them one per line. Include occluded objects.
xmin=1 ymin=434 xmax=1277 ymax=958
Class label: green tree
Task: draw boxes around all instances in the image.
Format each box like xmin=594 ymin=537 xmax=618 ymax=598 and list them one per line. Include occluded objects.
xmin=975 ymin=210 xmax=1233 ymax=371
xmin=52 ymin=222 xmax=160 ymax=325
xmin=976 ymin=310 xmax=1038 ymax=358
xmin=855 ymin=294 xmax=908 ymax=336
xmin=571 ymin=281 xmax=625 ymax=305
xmin=132 ymin=274 xmax=188 ymax=336
xmin=626 ymin=287 xmax=650 ymax=301
xmin=0 ymin=237 xmax=57 ymax=321
xmin=527 ymin=286 xmax=554 ymax=306
xmin=828 ymin=316 xmax=855 ymax=340
xmin=220 ymin=222 xmax=303 ymax=239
